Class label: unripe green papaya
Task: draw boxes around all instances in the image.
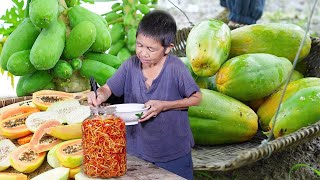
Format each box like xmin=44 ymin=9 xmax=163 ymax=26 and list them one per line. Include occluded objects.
xmin=68 ymin=6 xmax=111 ymax=53
xmin=258 ymin=77 xmax=320 ymax=131
xmin=108 ymin=40 xmax=125 ymax=55
xmin=139 ymin=0 xmax=150 ymax=4
xmin=105 ymin=12 xmax=123 ymax=23
xmin=53 ymin=60 xmax=73 ymax=79
xmin=22 ymin=70 xmax=54 ymax=95
xmin=111 ymin=3 xmax=122 ymax=12
xmin=7 ymin=50 xmax=36 ymax=76
xmin=291 ymin=70 xmax=304 ymax=82
xmin=186 ymin=19 xmax=231 ymax=77
xmin=189 ymin=89 xmax=258 ymax=145
xmin=110 ymin=23 xmax=125 ymax=44
xmin=63 ymin=21 xmax=96 ymax=59
xmin=29 ymin=0 xmax=59 ymax=28
xmin=84 ymin=52 xmax=121 ymax=68
xmin=117 ymin=47 xmax=132 ymax=63
xmin=80 ymin=59 xmax=117 ymax=86
xmin=270 ymin=86 xmax=320 ymax=138
xmin=16 ymin=75 xmax=31 ymax=97
xmin=30 ymin=19 xmax=66 ymax=70
xmin=70 ymin=58 xmax=82 ymax=70
xmin=0 ymin=18 xmax=41 ymax=70
xmin=230 ymin=23 xmax=311 ymax=62
xmin=66 ymin=0 xmax=78 ymax=7
xmin=195 ymin=76 xmax=217 ymax=91
xmin=127 ymin=27 xmax=137 ymax=52
xmin=216 ymin=53 xmax=293 ymax=101
xmin=137 ymin=4 xmax=150 ymax=14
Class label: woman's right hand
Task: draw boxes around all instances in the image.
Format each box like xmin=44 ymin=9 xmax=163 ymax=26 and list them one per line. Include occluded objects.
xmin=87 ymin=91 xmax=105 ymax=107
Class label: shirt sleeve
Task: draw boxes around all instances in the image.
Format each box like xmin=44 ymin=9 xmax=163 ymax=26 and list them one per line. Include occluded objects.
xmin=178 ymin=61 xmax=200 ymax=98
xmin=106 ymin=59 xmax=130 ymax=97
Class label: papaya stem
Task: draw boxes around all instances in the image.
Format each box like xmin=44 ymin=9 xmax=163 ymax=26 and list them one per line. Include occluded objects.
xmin=24 ymin=0 xmax=31 ymax=18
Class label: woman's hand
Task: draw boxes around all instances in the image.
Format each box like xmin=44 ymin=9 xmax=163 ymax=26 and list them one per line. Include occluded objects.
xmin=139 ymin=100 xmax=165 ymax=122
xmin=87 ymin=85 xmax=112 ymax=107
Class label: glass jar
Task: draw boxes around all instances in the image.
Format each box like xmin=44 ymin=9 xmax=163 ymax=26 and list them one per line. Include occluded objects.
xmin=82 ymin=106 xmax=126 ymax=178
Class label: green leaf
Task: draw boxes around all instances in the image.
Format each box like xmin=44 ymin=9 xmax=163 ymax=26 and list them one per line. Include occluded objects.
xmin=135 ymin=112 xmax=144 ymax=119
xmin=0 ymin=0 xmax=25 ymax=37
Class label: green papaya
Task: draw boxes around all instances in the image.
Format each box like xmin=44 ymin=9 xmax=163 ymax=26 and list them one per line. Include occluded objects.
xmin=65 ymin=0 xmax=78 ymax=7
xmin=117 ymin=47 xmax=132 ymax=63
xmin=80 ymin=59 xmax=117 ymax=86
xmin=0 ymin=18 xmax=41 ymax=70
xmin=139 ymin=0 xmax=150 ymax=4
xmin=22 ymin=71 xmax=54 ymax=95
xmin=111 ymin=3 xmax=122 ymax=12
xmin=195 ymin=75 xmax=217 ymax=91
xmin=186 ymin=19 xmax=231 ymax=77
xmin=7 ymin=50 xmax=37 ymax=76
xmin=53 ymin=60 xmax=73 ymax=79
xmin=188 ymin=89 xmax=258 ymax=145
xmin=84 ymin=52 xmax=121 ymax=68
xmin=290 ymin=70 xmax=304 ymax=82
xmin=63 ymin=21 xmax=96 ymax=59
xmin=68 ymin=6 xmax=111 ymax=53
xmin=29 ymin=0 xmax=59 ymax=28
xmin=54 ymin=71 xmax=90 ymax=93
xmin=105 ymin=12 xmax=123 ymax=23
xmin=216 ymin=53 xmax=292 ymax=101
xmin=108 ymin=40 xmax=125 ymax=55
xmin=230 ymin=23 xmax=311 ymax=62
xmin=110 ymin=23 xmax=125 ymax=44
xmin=16 ymin=75 xmax=31 ymax=97
xmin=270 ymin=86 xmax=320 ymax=138
xmin=70 ymin=58 xmax=82 ymax=70
xmin=137 ymin=4 xmax=150 ymax=14
xmin=30 ymin=19 xmax=66 ymax=70
xmin=127 ymin=27 xmax=137 ymax=52
xmin=257 ymin=77 xmax=320 ymax=131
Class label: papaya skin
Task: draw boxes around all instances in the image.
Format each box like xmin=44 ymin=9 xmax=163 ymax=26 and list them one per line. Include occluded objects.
xmin=10 ymin=143 xmax=46 ymax=173
xmin=188 ymin=89 xmax=258 ymax=145
xmin=44 ymin=123 xmax=82 ymax=140
xmin=29 ymin=0 xmax=59 ymax=28
xmin=55 ymin=139 xmax=83 ymax=168
xmin=0 ymin=18 xmax=41 ymax=70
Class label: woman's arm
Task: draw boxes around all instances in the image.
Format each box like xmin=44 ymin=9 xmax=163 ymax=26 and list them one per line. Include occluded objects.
xmin=87 ymin=84 xmax=113 ymax=107
xmin=140 ymin=91 xmax=202 ymax=121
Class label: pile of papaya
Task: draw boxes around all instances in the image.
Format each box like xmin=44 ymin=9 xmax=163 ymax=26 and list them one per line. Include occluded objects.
xmin=184 ymin=19 xmax=320 ymax=145
xmin=0 ymin=0 xmax=156 ymax=95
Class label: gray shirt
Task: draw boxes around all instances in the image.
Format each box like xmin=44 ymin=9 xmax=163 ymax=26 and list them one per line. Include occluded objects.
xmin=107 ymin=55 xmax=200 ymax=162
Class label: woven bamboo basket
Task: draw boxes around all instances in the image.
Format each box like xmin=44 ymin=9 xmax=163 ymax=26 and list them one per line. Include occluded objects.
xmin=171 ymin=27 xmax=320 ymax=171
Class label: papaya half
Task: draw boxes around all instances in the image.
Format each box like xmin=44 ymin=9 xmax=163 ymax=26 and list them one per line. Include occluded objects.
xmin=55 ymin=139 xmax=83 ymax=168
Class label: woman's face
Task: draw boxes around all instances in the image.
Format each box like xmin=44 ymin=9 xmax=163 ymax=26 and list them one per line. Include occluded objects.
xmin=136 ymin=34 xmax=171 ymax=65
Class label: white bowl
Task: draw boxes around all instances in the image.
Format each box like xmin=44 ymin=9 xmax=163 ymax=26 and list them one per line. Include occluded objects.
xmin=109 ymin=103 xmax=149 ymax=125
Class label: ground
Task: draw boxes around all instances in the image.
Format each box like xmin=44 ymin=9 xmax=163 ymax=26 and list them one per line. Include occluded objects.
xmin=157 ymin=0 xmax=320 ymax=179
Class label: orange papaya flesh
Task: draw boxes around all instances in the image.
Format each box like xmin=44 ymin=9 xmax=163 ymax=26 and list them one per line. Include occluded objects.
xmin=44 ymin=123 xmax=82 ymax=140
xmin=0 ymin=106 xmax=40 ymax=121
xmin=10 ymin=143 xmax=46 ymax=173
xmin=0 ymin=110 xmax=39 ymax=139
xmin=32 ymin=90 xmax=87 ymax=111
xmin=30 ymin=120 xmax=62 ymax=153
xmin=56 ymin=139 xmax=83 ymax=168
xmin=17 ymin=134 xmax=34 ymax=145
xmin=0 ymin=173 xmax=28 ymax=180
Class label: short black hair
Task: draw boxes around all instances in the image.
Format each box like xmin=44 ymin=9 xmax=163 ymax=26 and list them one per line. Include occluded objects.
xmin=137 ymin=10 xmax=177 ymax=47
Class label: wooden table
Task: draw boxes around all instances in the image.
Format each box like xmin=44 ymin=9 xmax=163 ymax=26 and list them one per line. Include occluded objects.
xmin=5 ymin=154 xmax=185 ymax=180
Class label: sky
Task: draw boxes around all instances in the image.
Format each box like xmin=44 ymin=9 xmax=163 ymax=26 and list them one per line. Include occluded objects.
xmin=0 ymin=0 xmax=115 ymax=98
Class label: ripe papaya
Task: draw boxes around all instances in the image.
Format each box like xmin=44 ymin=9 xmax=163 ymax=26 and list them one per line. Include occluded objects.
xmin=45 ymin=124 xmax=82 ymax=140
xmin=216 ymin=53 xmax=292 ymax=101
xmin=270 ymin=86 xmax=320 ymax=138
xmin=29 ymin=0 xmax=59 ymax=28
xmin=22 ymin=70 xmax=54 ymax=95
xmin=55 ymin=139 xmax=83 ymax=168
xmin=186 ymin=19 xmax=231 ymax=77
xmin=0 ymin=18 xmax=40 ymax=70
xmin=53 ymin=60 xmax=73 ymax=79
xmin=80 ymin=59 xmax=117 ymax=86
xmin=257 ymin=77 xmax=320 ymax=131
xmin=63 ymin=21 xmax=97 ymax=59
xmin=30 ymin=19 xmax=66 ymax=70
xmin=230 ymin=23 xmax=311 ymax=62
xmin=188 ymin=89 xmax=258 ymax=145
xmin=29 ymin=120 xmax=63 ymax=153
xmin=68 ymin=6 xmax=111 ymax=53
xmin=10 ymin=143 xmax=46 ymax=173
xmin=84 ymin=52 xmax=122 ymax=68
xmin=7 ymin=50 xmax=36 ymax=76
xmin=110 ymin=23 xmax=125 ymax=44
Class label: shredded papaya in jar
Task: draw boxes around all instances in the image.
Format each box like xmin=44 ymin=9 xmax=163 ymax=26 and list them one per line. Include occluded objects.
xmin=82 ymin=115 xmax=126 ymax=178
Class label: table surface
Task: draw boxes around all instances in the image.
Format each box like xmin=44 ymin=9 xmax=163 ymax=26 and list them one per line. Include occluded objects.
xmin=5 ymin=154 xmax=185 ymax=180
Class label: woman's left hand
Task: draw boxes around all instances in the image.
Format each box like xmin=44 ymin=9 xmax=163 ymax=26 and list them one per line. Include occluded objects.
xmin=139 ymin=100 xmax=165 ymax=122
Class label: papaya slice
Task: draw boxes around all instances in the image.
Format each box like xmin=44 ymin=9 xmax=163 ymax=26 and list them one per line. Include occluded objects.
xmin=17 ymin=134 xmax=33 ymax=145
xmin=10 ymin=143 xmax=46 ymax=173
xmin=56 ymin=139 xmax=83 ymax=168
xmin=0 ymin=107 xmax=39 ymax=139
xmin=0 ymin=139 xmax=17 ymax=171
xmin=47 ymin=143 xmax=62 ymax=168
xmin=0 ymin=173 xmax=27 ymax=180
xmin=31 ymin=167 xmax=69 ymax=180
xmin=29 ymin=120 xmax=63 ymax=153
xmin=32 ymin=90 xmax=88 ymax=111
xmin=25 ymin=111 xmax=61 ymax=132
xmin=0 ymin=106 xmax=39 ymax=121
xmin=69 ymin=165 xmax=81 ymax=179
xmin=45 ymin=123 xmax=82 ymax=140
